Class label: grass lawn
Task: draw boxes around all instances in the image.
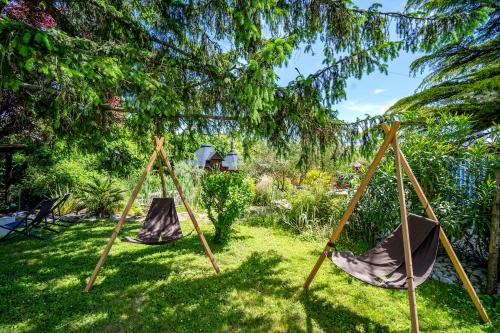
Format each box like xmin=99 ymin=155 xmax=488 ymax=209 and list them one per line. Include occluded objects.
xmin=0 ymin=217 xmax=498 ymax=332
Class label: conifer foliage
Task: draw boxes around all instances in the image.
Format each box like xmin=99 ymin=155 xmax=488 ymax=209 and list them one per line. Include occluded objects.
xmin=389 ymin=0 xmax=499 ymax=131
xmin=0 ymin=1 xmax=493 ymax=156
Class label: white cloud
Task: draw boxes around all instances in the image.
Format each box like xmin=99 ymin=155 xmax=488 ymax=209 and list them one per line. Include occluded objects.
xmin=373 ymin=88 xmax=387 ymax=95
xmin=343 ymin=99 xmax=397 ymax=116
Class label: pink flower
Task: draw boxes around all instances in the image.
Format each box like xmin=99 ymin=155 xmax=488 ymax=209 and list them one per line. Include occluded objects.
xmin=107 ymin=95 xmax=121 ymax=109
xmin=4 ymin=1 xmax=29 ymax=21
xmin=4 ymin=0 xmax=57 ymax=29
xmin=36 ymin=12 xmax=57 ymax=29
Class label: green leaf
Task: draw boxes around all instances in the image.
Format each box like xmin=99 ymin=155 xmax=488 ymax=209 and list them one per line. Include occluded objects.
xmin=39 ymin=64 xmax=49 ymax=75
xmin=22 ymin=32 xmax=31 ymax=44
xmin=18 ymin=45 xmax=29 ymax=57
xmin=34 ymin=32 xmax=44 ymax=44
xmin=24 ymin=58 xmax=34 ymax=71
xmin=34 ymin=32 xmax=52 ymax=50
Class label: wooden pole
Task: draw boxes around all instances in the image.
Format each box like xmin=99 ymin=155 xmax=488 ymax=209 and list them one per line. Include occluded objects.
xmin=393 ymin=135 xmax=419 ymax=333
xmin=486 ymin=169 xmax=499 ymax=295
xmin=155 ymin=137 xmax=167 ymax=198
xmin=84 ymin=138 xmax=164 ymax=292
xmin=303 ymin=122 xmax=400 ymax=288
xmin=381 ymin=124 xmax=490 ymax=323
xmin=158 ymin=146 xmax=221 ymax=274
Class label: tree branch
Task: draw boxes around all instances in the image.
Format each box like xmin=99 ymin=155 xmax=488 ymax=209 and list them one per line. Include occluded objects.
xmin=100 ymin=105 xmax=238 ymax=121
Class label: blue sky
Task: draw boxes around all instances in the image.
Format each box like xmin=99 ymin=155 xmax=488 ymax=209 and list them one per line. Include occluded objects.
xmin=275 ymin=0 xmax=429 ymax=122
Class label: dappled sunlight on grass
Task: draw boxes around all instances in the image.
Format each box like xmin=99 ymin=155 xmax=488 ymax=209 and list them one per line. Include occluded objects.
xmin=0 ymin=219 xmax=497 ymax=332
xmin=54 ymin=312 xmax=109 ymax=332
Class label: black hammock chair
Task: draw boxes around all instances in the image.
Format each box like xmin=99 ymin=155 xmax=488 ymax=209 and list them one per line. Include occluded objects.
xmin=325 ymin=214 xmax=440 ymax=289
xmin=122 ymin=198 xmax=183 ymax=245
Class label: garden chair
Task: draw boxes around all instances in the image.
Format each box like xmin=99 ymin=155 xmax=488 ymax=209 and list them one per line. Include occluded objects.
xmin=0 ymin=199 xmax=61 ymax=241
xmin=47 ymin=193 xmax=71 ymax=227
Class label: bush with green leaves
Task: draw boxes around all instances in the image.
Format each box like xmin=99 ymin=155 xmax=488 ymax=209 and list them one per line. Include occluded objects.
xmin=302 ymin=169 xmax=332 ymax=192
xmin=14 ymin=153 xmax=98 ymax=209
xmin=49 ymin=185 xmax=79 ymax=215
xmin=201 ymin=171 xmax=254 ymax=242
xmin=77 ymin=177 xmax=126 ymax=218
xmin=276 ymin=187 xmax=347 ymax=239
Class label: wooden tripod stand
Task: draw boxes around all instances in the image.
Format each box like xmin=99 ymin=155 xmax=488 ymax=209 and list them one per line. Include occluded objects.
xmin=302 ymin=122 xmax=490 ymax=332
xmin=84 ymin=137 xmax=220 ymax=292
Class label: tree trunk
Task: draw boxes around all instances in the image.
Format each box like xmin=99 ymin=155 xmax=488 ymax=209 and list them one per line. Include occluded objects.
xmin=214 ymin=226 xmax=224 ymax=243
xmin=282 ymin=170 xmax=285 ymax=191
xmin=486 ymin=169 xmax=499 ymax=295
xmin=4 ymin=152 xmax=13 ymax=205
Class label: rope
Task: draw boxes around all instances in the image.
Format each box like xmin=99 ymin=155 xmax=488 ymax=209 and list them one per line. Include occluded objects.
xmin=327 ymin=241 xmax=337 ymax=250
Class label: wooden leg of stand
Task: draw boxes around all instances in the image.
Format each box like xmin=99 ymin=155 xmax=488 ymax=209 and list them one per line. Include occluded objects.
xmin=394 ymin=136 xmax=419 ymax=333
xmin=84 ymin=138 xmax=164 ymax=292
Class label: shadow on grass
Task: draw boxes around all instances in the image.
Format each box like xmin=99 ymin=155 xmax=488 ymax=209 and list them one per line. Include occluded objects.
xmin=0 ymin=222 xmax=279 ymax=332
xmin=299 ymin=286 xmax=394 ymax=333
xmin=0 ymin=221 xmax=496 ymax=332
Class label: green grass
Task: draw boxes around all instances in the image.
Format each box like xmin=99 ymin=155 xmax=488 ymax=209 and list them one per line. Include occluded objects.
xmin=0 ymin=218 xmax=498 ymax=332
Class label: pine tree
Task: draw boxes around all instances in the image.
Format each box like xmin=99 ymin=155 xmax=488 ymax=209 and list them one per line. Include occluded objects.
xmin=0 ymin=0 xmax=491 ymax=157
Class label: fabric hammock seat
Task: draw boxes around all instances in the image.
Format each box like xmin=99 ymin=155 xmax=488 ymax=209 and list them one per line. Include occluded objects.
xmin=123 ymin=197 xmax=183 ymax=245
xmin=325 ymin=214 xmax=440 ymax=289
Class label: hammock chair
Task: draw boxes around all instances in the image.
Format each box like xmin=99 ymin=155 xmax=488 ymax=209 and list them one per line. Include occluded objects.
xmin=122 ymin=197 xmax=183 ymax=245
xmin=303 ymin=122 xmax=490 ymax=333
xmin=85 ymin=137 xmax=220 ymax=293
xmin=325 ymin=214 xmax=440 ymax=289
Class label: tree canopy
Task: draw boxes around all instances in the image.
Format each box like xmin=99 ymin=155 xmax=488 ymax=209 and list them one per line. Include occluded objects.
xmin=388 ymin=0 xmax=499 ymax=133
xmin=0 ymin=0 xmax=494 ymax=159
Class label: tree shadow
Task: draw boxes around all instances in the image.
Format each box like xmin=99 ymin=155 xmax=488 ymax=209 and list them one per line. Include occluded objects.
xmin=0 ymin=221 xmax=496 ymax=332
xmin=299 ymin=286 xmax=395 ymax=333
xmin=415 ymin=279 xmax=498 ymax=331
xmin=2 ymin=246 xmax=291 ymax=332
xmin=0 ymin=218 xmax=288 ymax=332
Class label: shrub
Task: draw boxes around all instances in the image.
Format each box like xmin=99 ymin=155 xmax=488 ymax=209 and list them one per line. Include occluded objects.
xmin=201 ymin=171 xmax=254 ymax=242
xmin=275 ymin=186 xmax=348 ymax=239
xmin=348 ymin=160 xmax=399 ymax=245
xmin=138 ymin=161 xmax=205 ymax=209
xmin=253 ymin=175 xmax=274 ymax=206
xmin=16 ymin=159 xmax=90 ymax=208
xmin=244 ymin=207 xmax=279 ymax=228
xmin=129 ymin=202 xmax=145 ymax=216
xmin=77 ymin=177 xmax=126 ymax=218
xmin=13 ymin=145 xmax=103 ymax=210
xmin=49 ymin=185 xmax=80 ymax=215
xmin=302 ymin=169 xmax=332 ymax=191
xmin=164 ymin=161 xmax=205 ymax=208
xmin=335 ymin=165 xmax=357 ymax=189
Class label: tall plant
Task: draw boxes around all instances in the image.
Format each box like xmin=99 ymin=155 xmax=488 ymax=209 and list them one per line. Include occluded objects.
xmin=201 ymin=171 xmax=254 ymax=243
xmin=389 ymin=0 xmax=499 ymax=131
xmin=77 ymin=177 xmax=125 ymax=218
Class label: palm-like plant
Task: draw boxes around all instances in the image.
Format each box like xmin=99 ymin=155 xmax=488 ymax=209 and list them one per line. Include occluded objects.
xmin=78 ymin=177 xmax=125 ymax=218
